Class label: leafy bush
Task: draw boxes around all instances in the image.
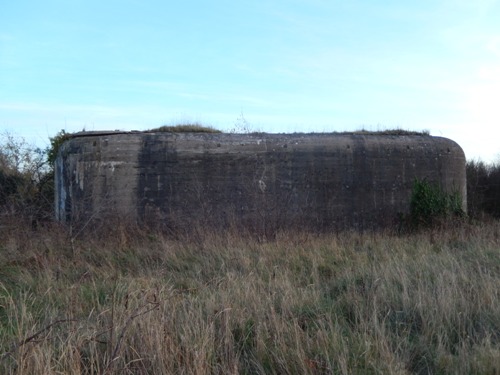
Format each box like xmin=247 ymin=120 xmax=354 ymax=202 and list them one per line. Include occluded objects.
xmin=410 ymin=178 xmax=464 ymax=227
xmin=46 ymin=130 xmax=72 ymax=167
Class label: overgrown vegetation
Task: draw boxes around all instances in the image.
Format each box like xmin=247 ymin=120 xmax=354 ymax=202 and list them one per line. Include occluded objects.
xmin=0 ymin=222 xmax=499 ymax=374
xmin=46 ymin=130 xmax=72 ymax=167
xmin=351 ymin=128 xmax=431 ymax=136
xmin=0 ymin=132 xmax=52 ymax=225
xmin=1 ymin=130 xmax=500 ymax=373
xmin=0 ymin=131 xmax=72 ymax=227
xmin=409 ymin=179 xmax=464 ymax=228
xmin=467 ymin=159 xmax=500 ymax=220
xmin=149 ymin=124 xmax=222 ymax=133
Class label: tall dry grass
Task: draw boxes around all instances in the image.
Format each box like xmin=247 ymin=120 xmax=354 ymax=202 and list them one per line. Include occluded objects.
xmin=1 ymin=220 xmax=499 ymax=374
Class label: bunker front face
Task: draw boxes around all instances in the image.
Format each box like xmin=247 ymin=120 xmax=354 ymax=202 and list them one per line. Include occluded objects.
xmin=55 ymin=131 xmax=466 ymax=232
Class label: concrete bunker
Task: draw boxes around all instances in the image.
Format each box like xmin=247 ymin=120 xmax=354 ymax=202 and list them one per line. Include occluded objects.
xmin=55 ymin=131 xmax=466 ymax=231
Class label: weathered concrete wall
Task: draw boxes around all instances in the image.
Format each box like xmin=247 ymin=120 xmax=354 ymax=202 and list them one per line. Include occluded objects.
xmin=55 ymin=131 xmax=466 ymax=231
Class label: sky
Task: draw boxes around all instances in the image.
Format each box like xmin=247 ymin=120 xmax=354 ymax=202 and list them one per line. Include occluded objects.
xmin=1 ymin=0 xmax=500 ymax=162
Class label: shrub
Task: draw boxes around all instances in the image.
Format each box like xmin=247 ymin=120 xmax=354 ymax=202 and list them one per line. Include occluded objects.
xmin=467 ymin=160 xmax=500 ymax=219
xmin=0 ymin=132 xmax=54 ymax=225
xmin=410 ymin=178 xmax=464 ymax=228
xmin=0 ymin=170 xmax=23 ymax=206
xmin=47 ymin=130 xmax=72 ymax=167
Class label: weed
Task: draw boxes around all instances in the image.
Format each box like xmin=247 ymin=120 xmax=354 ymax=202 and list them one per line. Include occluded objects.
xmin=410 ymin=178 xmax=464 ymax=228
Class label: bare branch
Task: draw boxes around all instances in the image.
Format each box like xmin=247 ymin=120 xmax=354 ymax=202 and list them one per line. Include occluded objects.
xmin=1 ymin=319 xmax=77 ymax=361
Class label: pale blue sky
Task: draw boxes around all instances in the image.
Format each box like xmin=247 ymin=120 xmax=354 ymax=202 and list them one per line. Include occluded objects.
xmin=1 ymin=0 xmax=500 ymax=161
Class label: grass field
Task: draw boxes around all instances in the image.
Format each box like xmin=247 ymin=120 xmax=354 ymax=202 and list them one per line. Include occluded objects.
xmin=1 ymin=220 xmax=499 ymax=374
